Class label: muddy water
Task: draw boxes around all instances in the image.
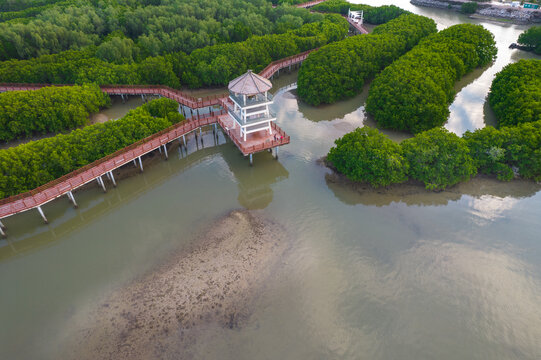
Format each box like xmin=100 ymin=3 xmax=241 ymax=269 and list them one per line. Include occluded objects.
xmin=1 ymin=2 xmax=541 ymax=359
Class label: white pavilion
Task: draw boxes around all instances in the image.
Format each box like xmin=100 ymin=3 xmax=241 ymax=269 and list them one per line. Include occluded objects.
xmin=227 ymin=70 xmax=276 ymax=141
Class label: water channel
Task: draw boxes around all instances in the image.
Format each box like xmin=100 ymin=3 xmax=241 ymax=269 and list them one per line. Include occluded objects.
xmin=1 ymin=1 xmax=541 ymax=359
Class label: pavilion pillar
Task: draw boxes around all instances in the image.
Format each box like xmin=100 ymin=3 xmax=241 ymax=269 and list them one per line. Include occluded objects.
xmin=0 ymin=219 xmax=5 ymax=230
xmin=183 ymin=134 xmax=187 ymax=147
xmin=274 ymin=146 xmax=279 ymax=160
xmin=249 ymin=153 xmax=253 ymax=166
xmin=37 ymin=206 xmax=48 ymax=224
xmin=138 ymin=156 xmax=144 ymax=172
xmin=0 ymin=225 xmax=5 ymax=237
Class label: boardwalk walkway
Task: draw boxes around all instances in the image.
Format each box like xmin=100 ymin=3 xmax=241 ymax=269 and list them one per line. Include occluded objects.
xmin=0 ymin=41 xmax=311 ymax=232
xmin=0 ymin=112 xmax=289 ymax=226
xmin=0 ymin=49 xmax=314 ymax=110
xmin=344 ymin=16 xmax=369 ymax=34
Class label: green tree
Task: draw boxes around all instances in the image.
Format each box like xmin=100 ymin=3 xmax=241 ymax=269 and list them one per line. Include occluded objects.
xmin=517 ymin=25 xmax=541 ymax=54
xmin=488 ymin=59 xmax=541 ymax=127
xmin=327 ymin=127 xmax=409 ymax=187
xmin=401 ymin=127 xmax=477 ymax=190
xmin=367 ymin=24 xmax=497 ymax=133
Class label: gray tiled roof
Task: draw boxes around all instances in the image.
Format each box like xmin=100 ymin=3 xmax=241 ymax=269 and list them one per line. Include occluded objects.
xmin=228 ymin=70 xmax=272 ymax=95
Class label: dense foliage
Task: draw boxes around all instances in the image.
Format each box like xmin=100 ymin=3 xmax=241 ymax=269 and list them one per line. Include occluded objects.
xmin=312 ymin=0 xmax=408 ymax=25
xmin=297 ymin=13 xmax=437 ymax=105
xmin=488 ymin=59 xmax=541 ymax=127
xmin=327 ymin=127 xmax=408 ymax=187
xmin=180 ymin=14 xmax=348 ymax=88
xmin=327 ymin=127 xmax=478 ymax=190
xmin=0 ymin=16 xmax=346 ymax=88
xmin=401 ymin=128 xmax=477 ymax=190
xmin=0 ymin=0 xmax=326 ymax=61
xmin=328 ymin=118 xmax=541 ymax=189
xmin=464 ymin=120 xmax=541 ymax=181
xmin=0 ymin=98 xmax=183 ymax=198
xmin=366 ymin=24 xmax=497 ymax=133
xmin=0 ymin=84 xmax=109 ymax=142
xmin=517 ymin=26 xmax=541 ymax=55
xmin=460 ymin=2 xmax=478 ymax=14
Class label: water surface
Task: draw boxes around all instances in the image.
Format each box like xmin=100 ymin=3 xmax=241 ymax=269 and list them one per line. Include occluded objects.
xmin=1 ymin=2 xmax=541 ymax=359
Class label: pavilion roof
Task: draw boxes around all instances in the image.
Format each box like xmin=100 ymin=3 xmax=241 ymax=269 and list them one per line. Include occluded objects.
xmin=228 ymin=70 xmax=272 ymax=95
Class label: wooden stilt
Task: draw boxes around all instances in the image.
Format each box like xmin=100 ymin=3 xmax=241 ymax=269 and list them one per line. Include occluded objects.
xmin=37 ymin=206 xmax=48 ymax=224
xmin=138 ymin=156 xmax=144 ymax=172
xmin=158 ymin=146 xmax=162 ymax=154
xmin=0 ymin=219 xmax=5 ymax=229
xmin=97 ymin=176 xmax=106 ymax=192
xmin=183 ymin=134 xmax=187 ymax=147
xmin=109 ymin=171 xmax=117 ymax=187
xmin=249 ymin=153 xmax=253 ymax=166
xmin=67 ymin=191 xmax=78 ymax=208
xmin=0 ymin=225 xmax=5 ymax=237
xmin=133 ymin=159 xmax=137 ymax=167
xmin=275 ymin=146 xmax=279 ymax=159
xmin=163 ymin=144 xmax=168 ymax=159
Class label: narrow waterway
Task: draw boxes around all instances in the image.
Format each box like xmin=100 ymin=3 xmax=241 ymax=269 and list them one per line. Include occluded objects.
xmin=1 ymin=2 xmax=541 ymax=359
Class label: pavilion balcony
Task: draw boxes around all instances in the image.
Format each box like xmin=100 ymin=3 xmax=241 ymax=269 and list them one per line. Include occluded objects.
xmin=228 ymin=109 xmax=276 ymax=127
xmin=229 ymin=92 xmax=273 ymax=108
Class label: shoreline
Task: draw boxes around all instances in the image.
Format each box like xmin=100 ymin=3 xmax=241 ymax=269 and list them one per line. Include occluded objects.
xmin=58 ymin=210 xmax=290 ymax=360
xmin=319 ymin=157 xmax=541 ymax=205
xmin=410 ymin=0 xmax=541 ymax=25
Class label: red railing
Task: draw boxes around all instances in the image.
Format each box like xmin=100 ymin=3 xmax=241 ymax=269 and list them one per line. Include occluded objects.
xmin=344 ymin=16 xmax=369 ymax=34
xmin=0 ymin=48 xmax=309 ymax=219
xmin=272 ymin=0 xmax=327 ymax=8
xmin=258 ymin=49 xmax=316 ymax=79
xmin=296 ymin=0 xmax=328 ymax=8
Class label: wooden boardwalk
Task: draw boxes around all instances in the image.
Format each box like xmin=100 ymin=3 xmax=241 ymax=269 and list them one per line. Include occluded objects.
xmin=0 ymin=111 xmax=289 ymax=226
xmin=0 ymin=43 xmax=312 ymax=231
xmin=344 ymin=16 xmax=369 ymax=34
xmin=0 ymin=49 xmax=315 ymax=109
xmin=272 ymin=0 xmax=327 ymax=8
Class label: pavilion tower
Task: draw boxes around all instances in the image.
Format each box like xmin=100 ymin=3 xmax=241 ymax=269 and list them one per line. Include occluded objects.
xmin=227 ymin=70 xmax=276 ymax=141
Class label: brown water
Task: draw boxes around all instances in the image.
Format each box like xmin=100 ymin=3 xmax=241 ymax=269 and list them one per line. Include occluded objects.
xmin=1 ymin=2 xmax=541 ymax=359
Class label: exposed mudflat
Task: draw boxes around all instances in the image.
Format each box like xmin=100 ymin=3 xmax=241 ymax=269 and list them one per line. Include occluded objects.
xmin=60 ymin=210 xmax=288 ymax=360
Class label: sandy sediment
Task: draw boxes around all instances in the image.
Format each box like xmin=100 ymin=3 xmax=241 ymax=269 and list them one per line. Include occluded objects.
xmin=61 ymin=210 xmax=288 ymax=360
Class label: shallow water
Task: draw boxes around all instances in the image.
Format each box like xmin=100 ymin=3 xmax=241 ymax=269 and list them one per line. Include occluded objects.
xmin=1 ymin=2 xmax=541 ymax=359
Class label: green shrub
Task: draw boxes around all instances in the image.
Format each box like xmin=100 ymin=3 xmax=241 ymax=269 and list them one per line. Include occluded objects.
xmin=464 ymin=120 xmax=541 ymax=181
xmin=0 ymin=17 xmax=347 ymax=89
xmin=367 ymin=24 xmax=497 ymax=133
xmin=0 ymin=98 xmax=183 ymax=198
xmin=401 ymin=128 xmax=477 ymax=190
xmin=297 ymin=14 xmax=437 ymax=105
xmin=327 ymin=127 xmax=408 ymax=187
xmin=312 ymin=0 xmax=408 ymax=24
xmin=463 ymin=126 xmax=514 ymax=180
xmin=488 ymin=59 xmax=541 ymax=127
xmin=460 ymin=2 xmax=478 ymax=14
xmin=517 ymin=25 xmax=541 ymax=55
xmin=0 ymin=84 xmax=109 ymax=142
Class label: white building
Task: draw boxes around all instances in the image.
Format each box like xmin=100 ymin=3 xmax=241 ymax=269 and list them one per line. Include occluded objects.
xmin=227 ymin=70 xmax=276 ymax=142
